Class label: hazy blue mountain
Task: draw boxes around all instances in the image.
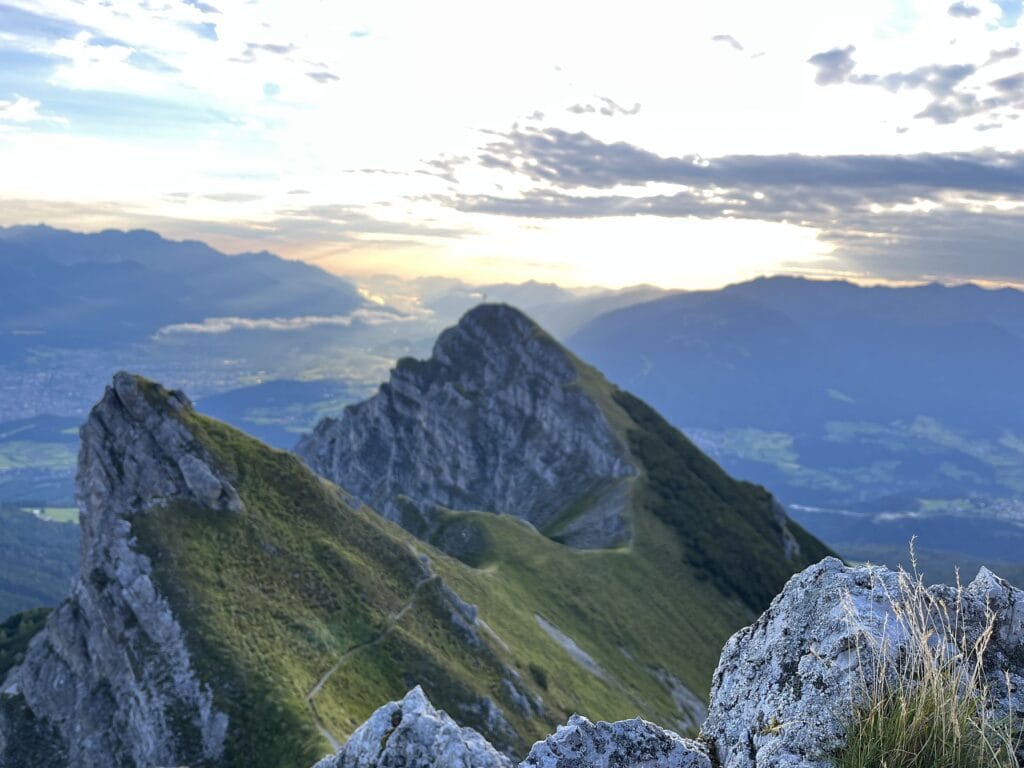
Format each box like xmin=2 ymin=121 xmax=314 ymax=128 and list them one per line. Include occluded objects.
xmin=569 ymin=276 xmax=1024 ymax=565
xmin=359 ymin=274 xmax=672 ymax=338
xmin=0 ymin=225 xmax=368 ymax=353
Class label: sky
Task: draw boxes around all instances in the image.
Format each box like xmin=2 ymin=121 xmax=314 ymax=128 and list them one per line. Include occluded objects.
xmin=0 ymin=0 xmax=1022 ymax=289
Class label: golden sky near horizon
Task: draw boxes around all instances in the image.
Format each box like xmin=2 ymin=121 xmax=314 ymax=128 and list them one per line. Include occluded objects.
xmin=1 ymin=0 xmax=1023 ymax=289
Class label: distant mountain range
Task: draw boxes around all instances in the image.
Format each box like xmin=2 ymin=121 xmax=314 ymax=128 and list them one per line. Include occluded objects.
xmin=3 ymin=225 xmax=1024 ymax=604
xmin=568 ymin=276 xmax=1024 ymax=565
xmin=0 ymin=225 xmax=370 ymax=354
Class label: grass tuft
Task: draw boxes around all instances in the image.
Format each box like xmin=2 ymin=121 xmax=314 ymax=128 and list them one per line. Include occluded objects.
xmin=836 ymin=547 xmax=1021 ymax=768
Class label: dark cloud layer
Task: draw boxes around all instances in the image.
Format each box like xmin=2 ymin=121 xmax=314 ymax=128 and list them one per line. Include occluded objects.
xmin=440 ymin=127 xmax=1024 ymax=283
xmin=807 ymin=45 xmax=1024 ymax=124
xmin=474 ymin=127 xmax=1024 ymax=194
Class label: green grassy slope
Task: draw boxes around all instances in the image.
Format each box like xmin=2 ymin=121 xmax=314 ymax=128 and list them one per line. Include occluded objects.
xmin=131 ymin=394 xmax=546 ymax=766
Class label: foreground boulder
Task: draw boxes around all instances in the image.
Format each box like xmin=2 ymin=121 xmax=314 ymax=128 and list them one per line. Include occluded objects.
xmin=313 ymin=687 xmax=709 ymax=768
xmin=319 ymin=558 xmax=1024 ymax=768
xmin=703 ymin=556 xmax=1024 ymax=768
xmin=520 ymin=713 xmax=710 ymax=768
xmin=312 ymin=686 xmax=513 ymax=768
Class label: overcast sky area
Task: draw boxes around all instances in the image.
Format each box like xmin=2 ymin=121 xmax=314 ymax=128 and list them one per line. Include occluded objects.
xmin=1 ymin=0 xmax=1022 ymax=288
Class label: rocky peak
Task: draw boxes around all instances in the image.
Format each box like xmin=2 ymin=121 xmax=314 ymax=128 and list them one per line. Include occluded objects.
xmin=1 ymin=372 xmax=233 ymax=767
xmin=297 ymin=304 xmax=636 ymax=548
xmin=313 ymin=687 xmax=710 ymax=768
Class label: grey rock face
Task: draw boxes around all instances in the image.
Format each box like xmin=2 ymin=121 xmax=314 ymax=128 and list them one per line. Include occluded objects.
xmin=520 ymin=714 xmax=711 ymax=768
xmin=297 ymin=304 xmax=636 ymax=548
xmin=703 ymin=556 xmax=1024 ymax=768
xmin=313 ymin=686 xmax=513 ymax=768
xmin=0 ymin=372 xmax=232 ymax=767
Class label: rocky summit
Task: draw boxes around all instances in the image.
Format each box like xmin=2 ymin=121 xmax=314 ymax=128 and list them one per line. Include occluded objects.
xmin=297 ymin=303 xmax=638 ymax=549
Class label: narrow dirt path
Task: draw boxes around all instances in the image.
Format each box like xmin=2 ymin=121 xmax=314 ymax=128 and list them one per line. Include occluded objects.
xmin=306 ymin=575 xmax=436 ymax=752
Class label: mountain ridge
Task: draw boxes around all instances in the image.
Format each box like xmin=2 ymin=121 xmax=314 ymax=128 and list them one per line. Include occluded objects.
xmin=299 ymin=303 xmax=831 ymax=610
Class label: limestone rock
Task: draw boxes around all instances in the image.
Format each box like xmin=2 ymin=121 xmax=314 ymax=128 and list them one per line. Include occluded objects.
xmin=520 ymin=714 xmax=711 ymax=768
xmin=0 ymin=372 xmax=234 ymax=767
xmin=297 ymin=304 xmax=636 ymax=549
xmin=313 ymin=686 xmax=513 ymax=768
xmin=703 ymin=556 xmax=1024 ymax=768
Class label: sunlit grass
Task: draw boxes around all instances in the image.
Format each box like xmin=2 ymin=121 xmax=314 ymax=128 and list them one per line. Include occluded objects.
xmin=836 ymin=549 xmax=1020 ymax=768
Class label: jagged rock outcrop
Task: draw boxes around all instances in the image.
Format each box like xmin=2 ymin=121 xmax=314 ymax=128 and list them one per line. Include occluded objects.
xmin=520 ymin=713 xmax=711 ymax=768
xmin=703 ymin=556 xmax=1024 ymax=768
xmin=0 ymin=372 xmax=233 ymax=767
xmin=297 ymin=304 xmax=636 ymax=548
xmin=312 ymin=686 xmax=513 ymax=768
xmin=313 ymin=688 xmax=709 ymax=768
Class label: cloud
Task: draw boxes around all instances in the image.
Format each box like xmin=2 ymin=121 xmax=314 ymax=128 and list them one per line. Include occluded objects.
xmin=0 ymin=4 xmax=90 ymax=41
xmin=808 ymin=46 xmax=858 ymax=85
xmin=306 ymin=71 xmax=340 ymax=83
xmin=0 ymin=96 xmax=65 ymax=126
xmin=566 ymin=97 xmax=641 ymax=117
xmin=184 ymin=21 xmax=218 ymax=41
xmin=0 ymin=96 xmax=44 ymax=123
xmin=182 ymin=0 xmax=220 ymax=14
xmin=948 ymin=2 xmax=982 ymax=17
xmin=246 ymin=42 xmax=296 ymax=56
xmin=987 ymin=46 xmax=1020 ymax=63
xmin=991 ymin=72 xmax=1024 ymax=94
xmin=271 ymin=203 xmax=469 ymax=241
xmin=436 ymin=126 xmax=1024 ymax=283
xmin=712 ymin=34 xmax=744 ymax=51
xmin=126 ymin=50 xmax=180 ymax=74
xmin=155 ymin=307 xmax=418 ymax=336
xmin=203 ymin=192 xmax=263 ymax=202
xmin=807 ymin=45 xmax=1023 ymax=124
xmin=471 ymin=127 xmax=1024 ymax=193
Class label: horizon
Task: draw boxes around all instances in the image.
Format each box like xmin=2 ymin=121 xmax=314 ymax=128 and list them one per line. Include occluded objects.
xmin=5 ymin=220 xmax=1024 ymax=295
xmin=1 ymin=0 xmax=1023 ymax=288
